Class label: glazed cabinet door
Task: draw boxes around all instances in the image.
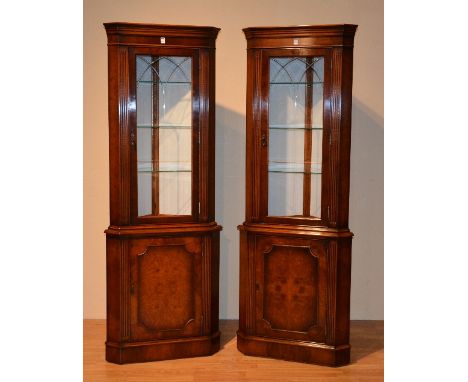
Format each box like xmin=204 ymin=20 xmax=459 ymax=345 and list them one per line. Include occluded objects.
xmin=129 ymin=236 xmax=203 ymax=341
xmin=259 ymin=49 xmax=332 ymax=226
xmin=254 ymin=235 xmax=327 ymax=342
xmin=129 ymin=47 xmax=200 ymax=224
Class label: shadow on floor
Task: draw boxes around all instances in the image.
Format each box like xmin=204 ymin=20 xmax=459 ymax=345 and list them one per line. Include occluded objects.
xmin=350 ymin=320 xmax=384 ymax=363
xmin=219 ymin=320 xmax=238 ymax=348
xmin=219 ymin=319 xmax=384 ymax=362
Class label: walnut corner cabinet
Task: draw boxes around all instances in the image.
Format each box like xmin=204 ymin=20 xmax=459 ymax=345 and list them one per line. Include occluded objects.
xmin=237 ymin=25 xmax=358 ymax=367
xmin=103 ymin=23 xmax=222 ymax=364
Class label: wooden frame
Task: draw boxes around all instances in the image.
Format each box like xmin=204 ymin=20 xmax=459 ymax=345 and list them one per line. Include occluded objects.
xmin=104 ymin=23 xmax=221 ymax=364
xmin=238 ymin=24 xmax=357 ymax=367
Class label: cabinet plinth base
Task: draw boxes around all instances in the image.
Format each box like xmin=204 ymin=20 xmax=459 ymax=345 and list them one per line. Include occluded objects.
xmin=236 ymin=331 xmax=350 ymax=367
xmin=106 ymin=331 xmax=220 ymax=364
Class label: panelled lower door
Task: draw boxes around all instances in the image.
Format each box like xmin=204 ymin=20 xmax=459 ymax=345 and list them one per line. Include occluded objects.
xmin=255 ymin=235 xmax=327 ymax=342
xmin=129 ymin=236 xmax=203 ymax=341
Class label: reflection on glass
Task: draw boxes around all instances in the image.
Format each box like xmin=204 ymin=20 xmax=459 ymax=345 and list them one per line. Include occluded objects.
xmin=136 ymin=56 xmax=192 ymax=217
xmin=268 ymin=57 xmax=324 ymax=218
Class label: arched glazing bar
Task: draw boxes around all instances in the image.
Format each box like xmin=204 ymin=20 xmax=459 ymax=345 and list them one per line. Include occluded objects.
xmin=136 ymin=55 xmax=193 ymax=217
xmin=268 ymin=56 xmax=324 ymax=218
xmin=270 ymin=57 xmax=323 ymax=84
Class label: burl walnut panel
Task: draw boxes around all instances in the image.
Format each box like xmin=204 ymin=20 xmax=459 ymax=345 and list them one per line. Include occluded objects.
xmin=129 ymin=237 xmax=203 ymax=341
xmin=254 ymin=236 xmax=327 ymax=343
xmin=263 ymin=246 xmax=318 ymax=332
xmin=138 ymin=246 xmax=195 ymax=331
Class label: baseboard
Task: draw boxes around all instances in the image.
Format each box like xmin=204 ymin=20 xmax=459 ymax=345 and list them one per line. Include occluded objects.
xmin=106 ymin=331 xmax=220 ymax=364
xmin=236 ymin=331 xmax=350 ymax=367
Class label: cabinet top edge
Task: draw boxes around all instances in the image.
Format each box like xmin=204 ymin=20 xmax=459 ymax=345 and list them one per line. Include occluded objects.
xmin=104 ymin=22 xmax=221 ymax=38
xmin=239 ymin=223 xmax=353 ymax=238
xmin=105 ymin=223 xmax=222 ymax=236
xmin=243 ymin=24 xmax=357 ymax=35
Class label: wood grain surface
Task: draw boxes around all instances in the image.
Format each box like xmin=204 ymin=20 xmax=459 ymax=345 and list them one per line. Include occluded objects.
xmin=84 ymin=319 xmax=383 ymax=381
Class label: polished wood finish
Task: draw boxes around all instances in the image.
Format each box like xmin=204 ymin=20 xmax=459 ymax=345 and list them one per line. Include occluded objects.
xmin=84 ymin=319 xmax=384 ymax=381
xmin=239 ymin=25 xmax=357 ymax=366
xmin=104 ymin=23 xmax=221 ymax=364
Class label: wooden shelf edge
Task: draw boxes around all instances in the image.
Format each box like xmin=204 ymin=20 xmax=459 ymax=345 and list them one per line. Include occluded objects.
xmin=238 ymin=222 xmax=353 ymax=238
xmin=106 ymin=222 xmax=222 ymax=237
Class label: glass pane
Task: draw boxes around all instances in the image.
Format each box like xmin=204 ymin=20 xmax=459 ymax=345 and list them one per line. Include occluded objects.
xmin=136 ymin=55 xmax=192 ymax=216
xmin=268 ymin=57 xmax=324 ymax=218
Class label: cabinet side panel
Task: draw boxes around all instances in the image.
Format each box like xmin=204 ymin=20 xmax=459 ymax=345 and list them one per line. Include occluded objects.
xmin=329 ymin=46 xmax=354 ymax=228
xmin=328 ymin=48 xmax=342 ymax=228
xmin=108 ymin=45 xmax=131 ymax=225
xmin=337 ymin=47 xmax=354 ymax=228
xmin=239 ymin=230 xmax=248 ymax=333
xmin=207 ymin=49 xmax=217 ymax=221
xmin=210 ymin=231 xmax=220 ymax=333
xmin=201 ymin=236 xmax=211 ymax=334
xmin=198 ymin=48 xmax=216 ymax=222
xmin=106 ymin=237 xmax=129 ymax=342
xmin=245 ymin=50 xmax=262 ymax=222
xmin=107 ymin=44 xmax=121 ymax=225
xmin=335 ymin=238 xmax=352 ymax=344
xmin=198 ymin=49 xmax=208 ymax=222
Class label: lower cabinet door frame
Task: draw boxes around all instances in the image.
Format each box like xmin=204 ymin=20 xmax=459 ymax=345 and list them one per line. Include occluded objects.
xmin=128 ymin=236 xmax=203 ymax=341
xmin=254 ymin=235 xmax=328 ymax=343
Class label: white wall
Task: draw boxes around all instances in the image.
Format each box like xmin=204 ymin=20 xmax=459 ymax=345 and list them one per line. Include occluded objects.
xmin=84 ymin=0 xmax=384 ymax=320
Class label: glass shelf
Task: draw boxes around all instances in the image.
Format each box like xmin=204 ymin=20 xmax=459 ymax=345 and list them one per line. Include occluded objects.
xmin=269 ymin=82 xmax=323 ymax=85
xmin=269 ymin=170 xmax=322 ymax=174
xmin=138 ymin=161 xmax=191 ymax=173
xmin=269 ymin=162 xmax=321 ymax=174
xmin=137 ymin=80 xmax=192 ymax=84
xmin=138 ymin=169 xmax=192 ymax=173
xmin=137 ymin=124 xmax=192 ymax=129
xmin=269 ymin=124 xmax=322 ymax=130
